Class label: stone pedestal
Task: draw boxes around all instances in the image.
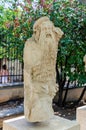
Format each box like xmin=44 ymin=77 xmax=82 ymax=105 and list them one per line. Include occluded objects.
xmin=3 ymin=116 xmax=80 ymax=130
xmin=77 ymin=105 xmax=86 ymax=130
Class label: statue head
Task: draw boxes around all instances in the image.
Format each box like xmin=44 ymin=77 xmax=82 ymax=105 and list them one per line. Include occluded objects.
xmin=33 ymin=16 xmax=63 ymax=44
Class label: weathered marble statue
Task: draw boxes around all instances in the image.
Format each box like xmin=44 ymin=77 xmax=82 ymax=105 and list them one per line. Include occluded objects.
xmin=83 ymin=55 xmax=86 ymax=72
xmin=24 ymin=16 xmax=63 ymax=122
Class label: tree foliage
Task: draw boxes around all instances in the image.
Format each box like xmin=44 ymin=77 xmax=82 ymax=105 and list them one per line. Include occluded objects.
xmin=0 ymin=0 xmax=86 ymax=106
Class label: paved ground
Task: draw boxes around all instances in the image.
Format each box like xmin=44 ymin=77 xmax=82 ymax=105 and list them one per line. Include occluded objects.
xmin=0 ymin=99 xmax=85 ymax=130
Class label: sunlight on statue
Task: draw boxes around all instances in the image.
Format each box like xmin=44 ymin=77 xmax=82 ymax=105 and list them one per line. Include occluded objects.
xmin=24 ymin=16 xmax=63 ymax=122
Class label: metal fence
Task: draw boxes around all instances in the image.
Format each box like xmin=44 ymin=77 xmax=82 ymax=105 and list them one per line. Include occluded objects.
xmin=0 ymin=45 xmax=23 ymax=84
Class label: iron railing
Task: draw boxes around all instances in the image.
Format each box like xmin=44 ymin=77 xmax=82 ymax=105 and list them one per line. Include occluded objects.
xmin=0 ymin=45 xmax=23 ymax=84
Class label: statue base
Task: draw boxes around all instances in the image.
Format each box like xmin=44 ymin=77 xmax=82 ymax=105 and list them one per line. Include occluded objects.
xmin=3 ymin=115 xmax=79 ymax=130
xmin=77 ymin=105 xmax=86 ymax=130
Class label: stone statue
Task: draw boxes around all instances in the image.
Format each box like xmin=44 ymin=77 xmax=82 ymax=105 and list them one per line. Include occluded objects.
xmin=24 ymin=16 xmax=63 ymax=122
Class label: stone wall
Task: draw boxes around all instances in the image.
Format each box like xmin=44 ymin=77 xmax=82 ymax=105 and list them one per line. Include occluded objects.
xmin=0 ymin=83 xmax=23 ymax=103
xmin=54 ymin=87 xmax=86 ymax=103
xmin=0 ymin=85 xmax=85 ymax=104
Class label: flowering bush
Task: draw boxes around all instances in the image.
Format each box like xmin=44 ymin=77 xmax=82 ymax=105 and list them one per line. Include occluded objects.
xmin=0 ymin=0 xmax=86 ymax=106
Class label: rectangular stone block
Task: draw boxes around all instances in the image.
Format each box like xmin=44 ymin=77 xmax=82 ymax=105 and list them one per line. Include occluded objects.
xmin=77 ymin=105 xmax=86 ymax=130
xmin=3 ymin=116 xmax=80 ymax=130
